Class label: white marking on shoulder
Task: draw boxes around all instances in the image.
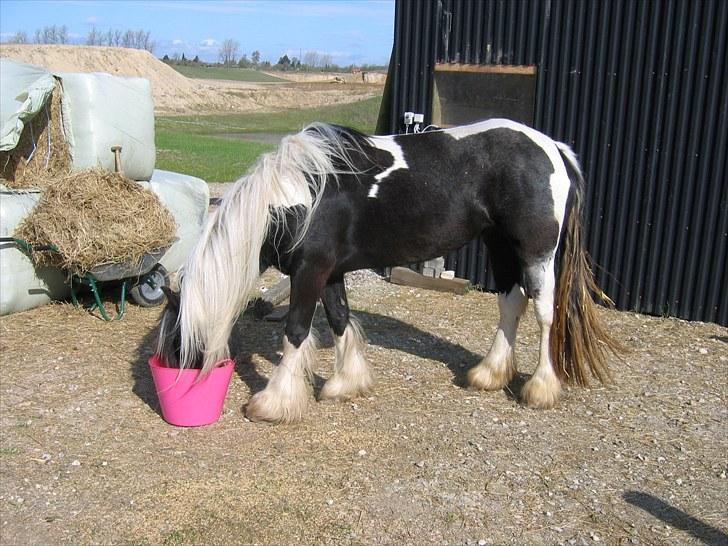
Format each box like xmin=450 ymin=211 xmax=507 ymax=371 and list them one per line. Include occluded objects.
xmin=366 ymin=135 xmax=409 ymax=198
xmin=446 ymin=119 xmax=571 ymax=229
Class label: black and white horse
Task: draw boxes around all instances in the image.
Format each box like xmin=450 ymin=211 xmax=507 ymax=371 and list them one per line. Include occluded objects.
xmin=157 ymin=119 xmax=620 ymax=424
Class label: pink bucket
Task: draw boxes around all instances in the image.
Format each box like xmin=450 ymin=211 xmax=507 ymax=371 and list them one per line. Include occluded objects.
xmin=148 ymin=355 xmax=235 ymax=427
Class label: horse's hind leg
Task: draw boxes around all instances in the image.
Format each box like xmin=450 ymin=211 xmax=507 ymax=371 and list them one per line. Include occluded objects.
xmin=246 ymin=263 xmax=328 ymax=424
xmin=468 ymin=230 xmax=528 ymax=391
xmin=468 ymin=285 xmax=528 ymax=390
xmin=319 ymin=276 xmax=373 ymax=400
xmin=521 ymin=256 xmax=562 ymax=409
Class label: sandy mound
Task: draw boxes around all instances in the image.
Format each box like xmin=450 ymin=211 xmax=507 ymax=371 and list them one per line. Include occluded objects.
xmin=0 ymin=44 xmax=382 ymax=114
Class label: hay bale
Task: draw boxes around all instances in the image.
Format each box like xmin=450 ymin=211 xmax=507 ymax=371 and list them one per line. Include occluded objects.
xmin=15 ymin=169 xmax=177 ymax=275
xmin=0 ymin=82 xmax=71 ymax=189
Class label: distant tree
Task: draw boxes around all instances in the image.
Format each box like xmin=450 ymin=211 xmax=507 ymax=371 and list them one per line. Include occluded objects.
xmin=105 ymin=29 xmax=122 ymax=47
xmin=321 ymin=53 xmax=332 ymax=69
xmin=219 ymin=38 xmax=239 ymax=65
xmin=277 ymin=54 xmax=291 ymax=70
xmin=122 ymin=30 xmax=134 ymax=48
xmin=86 ymin=27 xmax=103 ymax=45
xmin=251 ymin=50 xmax=260 ymax=66
xmin=303 ymin=50 xmax=320 ymax=69
xmin=162 ymin=54 xmax=170 ymax=62
xmin=7 ymin=31 xmax=28 ymax=44
xmin=192 ymin=55 xmax=200 ymax=64
xmin=238 ymin=54 xmax=251 ymax=68
xmin=84 ymin=27 xmax=154 ymax=51
xmin=33 ymin=25 xmax=68 ymax=44
xmin=120 ymin=28 xmax=154 ymax=52
xmin=290 ymin=56 xmax=300 ymax=70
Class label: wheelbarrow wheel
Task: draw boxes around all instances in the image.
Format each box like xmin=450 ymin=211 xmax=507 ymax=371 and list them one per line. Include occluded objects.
xmin=130 ymin=264 xmax=169 ymax=307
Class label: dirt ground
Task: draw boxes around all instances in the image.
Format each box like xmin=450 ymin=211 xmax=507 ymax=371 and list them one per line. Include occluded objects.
xmin=0 ymin=267 xmax=726 ymax=546
xmin=0 ymin=45 xmax=382 ymax=114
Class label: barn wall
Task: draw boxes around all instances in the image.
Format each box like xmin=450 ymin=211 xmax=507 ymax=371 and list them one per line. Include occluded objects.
xmin=383 ymin=0 xmax=728 ymax=325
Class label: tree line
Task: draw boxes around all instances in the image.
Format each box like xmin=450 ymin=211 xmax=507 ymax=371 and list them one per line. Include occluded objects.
xmin=216 ymin=38 xmax=333 ymax=70
xmin=4 ymin=25 xmax=155 ymax=53
xmin=4 ymin=29 xmax=385 ymax=72
xmin=203 ymin=38 xmax=384 ymax=72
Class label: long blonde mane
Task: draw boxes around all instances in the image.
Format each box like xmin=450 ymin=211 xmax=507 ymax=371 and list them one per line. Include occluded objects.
xmin=159 ymin=123 xmax=362 ymax=373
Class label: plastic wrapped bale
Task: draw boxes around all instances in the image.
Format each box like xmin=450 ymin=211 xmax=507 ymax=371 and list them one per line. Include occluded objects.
xmin=57 ymin=71 xmax=155 ymax=181
xmin=139 ymin=169 xmax=210 ymax=275
xmin=1 ymin=59 xmax=156 ymax=184
xmin=0 ymin=187 xmax=69 ymax=315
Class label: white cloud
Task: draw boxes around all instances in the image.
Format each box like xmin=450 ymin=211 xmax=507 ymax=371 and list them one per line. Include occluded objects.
xmin=172 ymin=39 xmax=184 ymax=46
xmin=84 ymin=16 xmax=99 ymax=25
xmin=200 ymin=38 xmax=217 ymax=47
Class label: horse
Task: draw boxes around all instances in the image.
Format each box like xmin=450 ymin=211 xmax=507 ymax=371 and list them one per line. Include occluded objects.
xmin=156 ymin=119 xmax=622 ymax=424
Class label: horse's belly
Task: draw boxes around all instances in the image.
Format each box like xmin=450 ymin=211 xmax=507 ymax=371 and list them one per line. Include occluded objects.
xmin=342 ymin=221 xmax=477 ymax=271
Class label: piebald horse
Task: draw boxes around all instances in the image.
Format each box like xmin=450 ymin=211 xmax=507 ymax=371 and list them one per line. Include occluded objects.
xmin=157 ymin=119 xmax=620 ymax=423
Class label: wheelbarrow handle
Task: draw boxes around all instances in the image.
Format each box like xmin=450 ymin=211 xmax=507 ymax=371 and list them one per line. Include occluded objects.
xmin=0 ymin=237 xmax=59 ymax=253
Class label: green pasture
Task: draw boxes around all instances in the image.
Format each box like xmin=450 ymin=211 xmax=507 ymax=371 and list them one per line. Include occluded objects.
xmin=170 ymin=65 xmax=287 ymax=83
xmin=155 ymin=96 xmax=382 ymax=183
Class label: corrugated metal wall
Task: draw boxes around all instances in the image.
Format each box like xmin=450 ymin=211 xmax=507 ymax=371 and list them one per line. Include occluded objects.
xmin=383 ymin=0 xmax=728 ymax=325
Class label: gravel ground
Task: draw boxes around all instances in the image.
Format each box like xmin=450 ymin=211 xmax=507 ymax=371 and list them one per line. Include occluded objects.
xmin=0 ymin=269 xmax=726 ymax=546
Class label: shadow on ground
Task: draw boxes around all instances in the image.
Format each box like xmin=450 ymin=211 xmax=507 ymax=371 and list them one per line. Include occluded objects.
xmin=623 ymin=491 xmax=728 ymax=546
xmin=129 ymin=306 xmax=486 ymax=413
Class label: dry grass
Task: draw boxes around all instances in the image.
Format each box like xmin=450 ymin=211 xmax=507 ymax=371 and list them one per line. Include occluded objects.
xmin=0 ymin=271 xmax=725 ymax=545
xmin=15 ymin=169 xmax=176 ymax=274
xmin=0 ymin=82 xmax=71 ymax=188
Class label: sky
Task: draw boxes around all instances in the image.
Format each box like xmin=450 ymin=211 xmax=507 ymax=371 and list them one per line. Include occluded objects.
xmin=0 ymin=0 xmax=395 ymax=66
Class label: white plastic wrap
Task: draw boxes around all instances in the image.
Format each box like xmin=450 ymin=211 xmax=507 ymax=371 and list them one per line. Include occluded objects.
xmin=0 ymin=58 xmax=57 ymax=152
xmin=139 ymin=169 xmax=209 ymax=274
xmin=0 ymin=188 xmax=70 ymax=315
xmin=58 ymin=71 xmax=155 ymax=181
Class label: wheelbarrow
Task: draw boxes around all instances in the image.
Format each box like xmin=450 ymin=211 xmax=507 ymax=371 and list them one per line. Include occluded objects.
xmin=3 ymin=237 xmax=172 ymax=321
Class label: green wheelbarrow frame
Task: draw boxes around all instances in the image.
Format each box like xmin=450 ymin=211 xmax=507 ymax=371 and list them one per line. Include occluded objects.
xmin=6 ymin=238 xmax=170 ymax=321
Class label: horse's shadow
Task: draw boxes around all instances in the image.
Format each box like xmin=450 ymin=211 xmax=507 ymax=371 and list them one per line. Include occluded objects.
xmin=229 ymin=306 xmax=488 ymax=397
xmin=131 ymin=305 xmax=521 ymax=414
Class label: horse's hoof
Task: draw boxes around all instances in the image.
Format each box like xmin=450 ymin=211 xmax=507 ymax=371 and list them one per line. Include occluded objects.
xmin=245 ymin=389 xmax=307 ymax=424
xmin=467 ymin=358 xmax=515 ymax=391
xmin=521 ymin=375 xmax=561 ymax=409
xmin=319 ymin=374 xmax=374 ymax=402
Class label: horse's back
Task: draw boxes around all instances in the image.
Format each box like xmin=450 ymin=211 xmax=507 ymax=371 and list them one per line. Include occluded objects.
xmin=278 ymin=119 xmax=571 ymax=273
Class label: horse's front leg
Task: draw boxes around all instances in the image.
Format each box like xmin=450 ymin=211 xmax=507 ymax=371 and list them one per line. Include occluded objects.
xmin=319 ymin=276 xmax=373 ymax=401
xmin=246 ymin=263 xmax=327 ymax=424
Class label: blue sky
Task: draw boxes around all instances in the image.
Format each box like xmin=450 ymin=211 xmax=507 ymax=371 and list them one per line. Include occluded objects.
xmin=0 ymin=0 xmax=395 ymax=66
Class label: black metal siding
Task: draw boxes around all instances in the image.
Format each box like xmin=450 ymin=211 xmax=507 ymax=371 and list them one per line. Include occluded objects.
xmin=384 ymin=0 xmax=728 ymax=325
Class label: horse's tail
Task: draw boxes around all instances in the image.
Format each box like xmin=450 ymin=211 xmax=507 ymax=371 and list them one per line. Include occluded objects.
xmin=551 ymin=142 xmax=623 ymax=386
xmin=172 ymin=123 xmax=362 ymax=374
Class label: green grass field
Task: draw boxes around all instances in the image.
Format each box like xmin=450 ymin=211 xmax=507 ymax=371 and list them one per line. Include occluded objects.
xmin=155 ymin=95 xmax=382 ymax=183
xmin=170 ymin=65 xmax=288 ymax=83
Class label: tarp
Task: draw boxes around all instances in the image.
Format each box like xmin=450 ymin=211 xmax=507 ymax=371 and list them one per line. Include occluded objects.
xmin=0 ymin=58 xmax=57 ymax=152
